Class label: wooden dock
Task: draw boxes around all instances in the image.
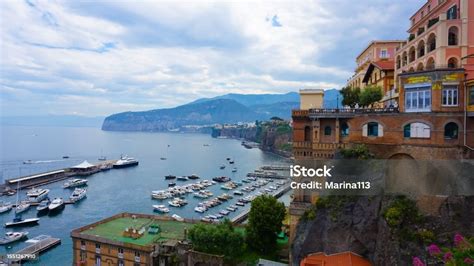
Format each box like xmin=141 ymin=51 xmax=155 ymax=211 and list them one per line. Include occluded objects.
xmin=7 ymin=235 xmax=61 ymax=264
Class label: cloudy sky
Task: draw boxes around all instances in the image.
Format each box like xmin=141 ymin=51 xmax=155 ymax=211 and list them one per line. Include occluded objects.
xmin=0 ymin=0 xmax=425 ymax=117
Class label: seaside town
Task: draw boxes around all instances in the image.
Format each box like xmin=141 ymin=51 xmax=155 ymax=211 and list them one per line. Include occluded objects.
xmin=0 ymin=0 xmax=473 ymax=266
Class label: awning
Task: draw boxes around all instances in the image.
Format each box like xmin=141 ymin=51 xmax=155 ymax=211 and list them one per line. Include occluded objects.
xmin=71 ymin=161 xmax=95 ymax=169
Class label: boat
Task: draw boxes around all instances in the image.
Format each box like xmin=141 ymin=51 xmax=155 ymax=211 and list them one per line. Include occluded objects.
xmin=188 ymin=174 xmax=199 ymax=180
xmin=165 ymin=175 xmax=176 ymax=180
xmin=203 ymin=144 xmax=210 ymax=147
xmin=69 ymin=188 xmax=87 ymax=203
xmin=6 ymin=190 xmax=16 ymax=196
xmin=160 ymin=157 xmax=167 ymax=160
xmin=63 ymin=178 xmax=88 ymax=188
xmin=98 ymin=156 xmax=107 ymax=161
xmin=36 ymin=199 xmax=50 ymax=215
xmin=168 ymin=198 xmax=187 ymax=207
xmin=151 ymin=191 xmax=170 ymax=200
xmin=226 ymin=206 xmax=237 ymax=212
xmin=0 ymin=202 xmax=13 ymax=214
xmin=212 ymin=176 xmax=230 ymax=183
xmin=26 ymin=188 xmax=50 ymax=203
xmin=168 ymin=182 xmax=176 ymax=187
xmin=235 ymin=202 xmax=245 ymax=206
xmin=113 ymin=156 xmax=139 ymax=168
xmin=15 ymin=201 xmax=30 ymax=214
xmin=5 ymin=215 xmax=40 ymax=227
xmin=219 ymin=210 xmax=230 ymax=216
xmin=172 ymin=214 xmax=184 ymax=222
xmin=229 ymin=160 xmax=234 ymax=164
xmin=0 ymin=231 xmax=29 ymax=245
xmin=232 ymin=167 xmax=237 ymax=172
xmin=219 ymin=165 xmax=225 ymax=169
xmin=153 ymin=205 xmax=170 ymax=213
xmin=23 ymin=160 xmax=33 ymax=164
xmin=177 ymin=176 xmax=188 ymax=181
xmin=226 ymin=158 xmax=231 ymax=160
xmin=62 ymin=156 xmax=69 ymax=159
xmin=233 ymin=190 xmax=244 ymax=196
xmin=194 ymin=206 xmax=206 ymax=213
xmin=48 ymin=198 xmax=65 ymax=212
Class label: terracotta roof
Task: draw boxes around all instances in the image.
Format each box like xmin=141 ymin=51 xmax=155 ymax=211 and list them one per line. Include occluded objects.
xmin=301 ymin=251 xmax=372 ymax=266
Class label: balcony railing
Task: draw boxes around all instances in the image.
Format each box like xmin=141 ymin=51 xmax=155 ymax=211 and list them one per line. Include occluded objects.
xmin=293 ymin=141 xmax=312 ymax=148
xmin=308 ymin=107 xmax=399 ymax=115
xmin=312 ymin=143 xmax=347 ymax=150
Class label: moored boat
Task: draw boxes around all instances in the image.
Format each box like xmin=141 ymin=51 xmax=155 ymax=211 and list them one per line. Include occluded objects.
xmin=15 ymin=201 xmax=30 ymax=214
xmin=172 ymin=214 xmax=184 ymax=222
xmin=177 ymin=176 xmax=188 ymax=181
xmin=165 ymin=175 xmax=176 ymax=180
xmin=0 ymin=202 xmax=13 ymax=214
xmin=113 ymin=156 xmax=139 ymax=168
xmin=36 ymin=199 xmax=50 ymax=215
xmin=48 ymin=198 xmax=65 ymax=212
xmin=5 ymin=215 xmax=40 ymax=227
xmin=0 ymin=231 xmax=29 ymax=245
xmin=153 ymin=205 xmax=170 ymax=213
xmin=188 ymin=174 xmax=199 ymax=180
xmin=26 ymin=188 xmax=50 ymax=203
xmin=63 ymin=178 xmax=88 ymax=188
xmin=69 ymin=188 xmax=87 ymax=203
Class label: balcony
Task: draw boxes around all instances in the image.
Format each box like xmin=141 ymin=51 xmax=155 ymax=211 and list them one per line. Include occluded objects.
xmin=293 ymin=141 xmax=312 ymax=148
xmin=312 ymin=143 xmax=347 ymax=150
xmin=292 ymin=110 xmax=309 ymax=117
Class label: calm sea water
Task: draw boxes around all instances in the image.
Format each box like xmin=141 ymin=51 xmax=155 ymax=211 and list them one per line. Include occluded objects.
xmin=0 ymin=125 xmax=288 ymax=265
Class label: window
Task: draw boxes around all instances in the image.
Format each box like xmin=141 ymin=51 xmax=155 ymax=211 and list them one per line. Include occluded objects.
xmin=444 ymin=122 xmax=458 ymax=139
xmin=80 ymin=251 xmax=87 ymax=262
xmin=324 ymin=126 xmax=331 ymax=136
xmin=304 ymin=126 xmax=311 ymax=142
xmin=368 ymin=122 xmax=379 ymax=137
xmin=448 ymin=57 xmax=458 ymax=68
xmin=469 ymin=86 xmax=474 ymax=105
xmin=404 ymin=123 xmax=431 ymax=138
xmin=421 ymin=11 xmax=424 ymax=17
xmin=380 ymin=49 xmax=388 ymax=58
xmin=95 ymin=255 xmax=101 ymax=266
xmin=341 ymin=122 xmax=349 ymax=137
xmin=442 ymin=86 xmax=458 ymax=106
xmin=448 ymin=27 xmax=459 ymax=46
xmin=427 ymin=34 xmax=436 ymax=52
xmin=428 ymin=5 xmax=431 ymax=12
xmin=118 ymin=260 xmax=124 ymax=266
xmin=447 ymin=5 xmax=457 ymax=20
xmin=405 ymin=86 xmax=431 ymax=112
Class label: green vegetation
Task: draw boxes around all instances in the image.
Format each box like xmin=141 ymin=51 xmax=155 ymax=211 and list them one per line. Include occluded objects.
xmin=276 ymin=124 xmax=291 ymax=134
xmin=340 ymin=86 xmax=361 ymax=108
xmin=188 ymin=219 xmax=245 ymax=263
xmin=383 ymin=196 xmax=423 ymax=229
xmin=339 ymin=144 xmax=374 ymax=159
xmin=360 ymin=85 xmax=383 ymax=108
xmin=278 ymin=143 xmax=292 ymax=152
xmin=246 ymin=195 xmax=286 ymax=255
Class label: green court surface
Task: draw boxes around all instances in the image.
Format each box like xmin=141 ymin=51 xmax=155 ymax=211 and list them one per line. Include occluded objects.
xmin=81 ymin=217 xmax=191 ymax=246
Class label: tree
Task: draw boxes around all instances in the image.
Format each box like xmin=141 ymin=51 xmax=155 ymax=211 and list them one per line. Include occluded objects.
xmin=340 ymin=86 xmax=361 ymax=108
xmin=270 ymin=116 xmax=284 ymax=121
xmin=246 ymin=195 xmax=286 ymax=255
xmin=188 ymin=219 xmax=245 ymax=262
xmin=359 ymin=85 xmax=383 ymax=108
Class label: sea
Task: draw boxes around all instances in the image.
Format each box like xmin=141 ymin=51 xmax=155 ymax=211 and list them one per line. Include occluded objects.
xmin=0 ymin=125 xmax=290 ymax=265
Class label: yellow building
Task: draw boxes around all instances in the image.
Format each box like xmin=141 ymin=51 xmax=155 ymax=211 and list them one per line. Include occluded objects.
xmin=299 ymin=89 xmax=324 ymax=110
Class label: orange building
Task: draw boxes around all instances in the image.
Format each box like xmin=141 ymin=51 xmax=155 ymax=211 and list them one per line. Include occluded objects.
xmin=300 ymin=252 xmax=372 ymax=266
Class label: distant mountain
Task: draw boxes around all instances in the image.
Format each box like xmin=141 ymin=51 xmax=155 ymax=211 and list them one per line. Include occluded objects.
xmin=102 ymin=99 xmax=267 ymax=131
xmin=250 ymin=101 xmax=299 ymax=119
xmin=323 ymin=88 xmax=343 ymax=108
xmin=191 ymin=92 xmax=299 ymax=106
xmin=1 ymin=115 xmax=104 ymax=128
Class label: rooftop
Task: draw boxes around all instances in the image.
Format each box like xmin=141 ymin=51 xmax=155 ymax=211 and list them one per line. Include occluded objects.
xmin=78 ymin=215 xmax=190 ymax=247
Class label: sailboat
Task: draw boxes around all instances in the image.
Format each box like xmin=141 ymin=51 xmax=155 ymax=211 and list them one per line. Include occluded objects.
xmin=4 ymin=181 xmax=39 ymax=228
xmin=98 ymin=149 xmax=106 ymax=161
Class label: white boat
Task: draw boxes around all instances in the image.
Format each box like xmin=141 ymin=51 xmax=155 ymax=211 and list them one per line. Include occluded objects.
xmin=194 ymin=206 xmax=206 ymax=213
xmin=36 ymin=199 xmax=50 ymax=214
xmin=63 ymin=178 xmax=88 ymax=188
xmin=151 ymin=191 xmax=170 ymax=200
xmin=15 ymin=201 xmax=30 ymax=214
xmin=69 ymin=188 xmax=87 ymax=203
xmin=233 ymin=190 xmax=244 ymax=196
xmin=232 ymin=167 xmax=237 ymax=172
xmin=26 ymin=188 xmax=50 ymax=203
xmin=113 ymin=156 xmax=139 ymax=168
xmin=0 ymin=231 xmax=29 ymax=245
xmin=0 ymin=202 xmax=12 ymax=214
xmin=171 ymin=214 xmax=184 ymax=222
xmin=5 ymin=216 xmax=40 ymax=227
xmin=98 ymin=156 xmax=107 ymax=161
xmin=177 ymin=176 xmax=188 ymax=181
xmin=226 ymin=206 xmax=237 ymax=212
xmin=48 ymin=198 xmax=65 ymax=212
xmin=153 ymin=205 xmax=170 ymax=213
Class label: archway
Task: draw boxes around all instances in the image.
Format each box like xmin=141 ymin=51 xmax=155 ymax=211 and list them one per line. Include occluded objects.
xmin=448 ymin=26 xmax=459 ymax=46
xmin=447 ymin=57 xmax=458 ymax=68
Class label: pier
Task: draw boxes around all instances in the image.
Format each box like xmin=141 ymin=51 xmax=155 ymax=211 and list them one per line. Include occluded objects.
xmin=246 ymin=172 xmax=287 ymax=179
xmin=231 ymin=183 xmax=291 ymax=224
xmin=7 ymin=235 xmax=61 ymax=264
xmin=260 ymin=165 xmax=289 ymax=171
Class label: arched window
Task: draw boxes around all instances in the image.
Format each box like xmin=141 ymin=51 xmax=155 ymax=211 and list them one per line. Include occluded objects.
xmin=340 ymin=122 xmax=349 ymax=137
xmin=363 ymin=122 xmax=382 ymax=137
xmin=447 ymin=57 xmax=458 ymax=68
xmin=409 ymin=46 xmax=416 ymax=62
xmin=427 ymin=33 xmax=436 ymax=52
xmin=426 ymin=57 xmax=435 ymax=70
xmin=402 ymin=51 xmax=408 ymax=66
xmin=324 ymin=126 xmax=331 ymax=136
xmin=404 ymin=122 xmax=431 ymax=138
xmin=304 ymin=126 xmax=311 ymax=141
xmin=416 ymin=62 xmax=424 ymax=71
xmin=396 ymin=55 xmax=401 ymax=69
xmin=417 ymin=40 xmax=425 ymax=58
xmin=448 ymin=27 xmax=459 ymax=46
xmin=444 ymin=122 xmax=458 ymax=139
xmin=409 ymin=67 xmax=415 ymax=72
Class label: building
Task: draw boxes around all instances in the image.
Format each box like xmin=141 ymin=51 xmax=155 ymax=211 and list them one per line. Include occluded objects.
xmin=300 ymin=252 xmax=371 ymax=266
xmin=71 ymin=213 xmax=223 ymax=266
xmin=299 ymin=89 xmax=324 ymax=110
xmin=346 ymin=40 xmax=405 ymax=91
xmin=362 ymin=60 xmax=397 ymax=107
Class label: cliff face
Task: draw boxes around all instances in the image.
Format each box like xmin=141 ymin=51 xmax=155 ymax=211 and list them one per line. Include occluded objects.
xmin=292 ymin=196 xmax=474 ymax=265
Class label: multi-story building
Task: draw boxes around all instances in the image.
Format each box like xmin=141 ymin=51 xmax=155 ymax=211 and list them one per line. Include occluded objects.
xmin=71 ymin=213 xmax=223 ymax=266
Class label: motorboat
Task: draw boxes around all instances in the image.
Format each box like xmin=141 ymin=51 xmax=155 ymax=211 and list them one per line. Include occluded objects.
xmin=226 ymin=206 xmax=237 ymax=212
xmin=69 ymin=188 xmax=87 ymax=203
xmin=36 ymin=199 xmax=50 ymax=215
xmin=172 ymin=214 xmax=184 ymax=222
xmin=23 ymin=160 xmax=34 ymax=164
xmin=168 ymin=182 xmax=176 ymax=187
xmin=48 ymin=198 xmax=65 ymax=212
xmin=231 ymin=168 xmax=237 ymax=172
xmin=219 ymin=210 xmax=230 ymax=216
xmin=153 ymin=205 xmax=170 ymax=213
xmin=219 ymin=165 xmax=225 ymax=170
xmin=62 ymin=156 xmax=70 ymax=159
xmin=26 ymin=188 xmax=50 ymax=203
xmin=165 ymin=175 xmax=176 ymax=180
xmin=229 ymin=160 xmax=235 ymax=164
xmin=5 ymin=214 xmax=40 ymax=227
xmin=188 ymin=174 xmax=199 ymax=180
xmin=233 ymin=190 xmax=244 ymax=196
xmin=168 ymin=198 xmax=187 ymax=207
xmin=98 ymin=156 xmax=107 ymax=161
xmin=0 ymin=202 xmax=12 ymax=214
xmin=177 ymin=176 xmax=188 ymax=181
xmin=63 ymin=178 xmax=88 ymax=188
xmin=0 ymin=231 xmax=29 ymax=245
xmin=15 ymin=201 xmax=30 ymax=214
xmin=151 ymin=191 xmax=170 ymax=200
xmin=212 ymin=176 xmax=230 ymax=183
xmin=235 ymin=202 xmax=245 ymax=206
xmin=194 ymin=206 xmax=207 ymax=213
xmin=160 ymin=157 xmax=167 ymax=160
xmin=113 ymin=156 xmax=139 ymax=168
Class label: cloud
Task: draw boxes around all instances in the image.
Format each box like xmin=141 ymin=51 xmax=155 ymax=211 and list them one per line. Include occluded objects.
xmin=0 ymin=0 xmax=426 ymax=117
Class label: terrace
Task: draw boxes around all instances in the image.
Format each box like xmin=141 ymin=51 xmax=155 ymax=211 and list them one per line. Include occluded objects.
xmin=292 ymin=107 xmax=399 ymax=119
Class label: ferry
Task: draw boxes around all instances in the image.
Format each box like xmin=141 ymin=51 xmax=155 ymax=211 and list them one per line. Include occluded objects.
xmin=48 ymin=198 xmax=65 ymax=212
xmin=0 ymin=202 xmax=12 ymax=214
xmin=0 ymin=231 xmax=29 ymax=245
xmin=153 ymin=205 xmax=170 ymax=213
xmin=113 ymin=156 xmax=139 ymax=168
xmin=63 ymin=178 xmax=88 ymax=188
xmin=26 ymin=188 xmax=50 ymax=203
xmin=69 ymin=188 xmax=87 ymax=203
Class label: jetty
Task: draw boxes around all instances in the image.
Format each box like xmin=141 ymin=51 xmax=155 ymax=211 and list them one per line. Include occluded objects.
xmin=231 ymin=183 xmax=291 ymax=224
xmin=260 ymin=165 xmax=289 ymax=171
xmin=7 ymin=235 xmax=61 ymax=264
xmin=246 ymin=172 xmax=287 ymax=179
xmin=2 ymin=160 xmax=117 ymax=192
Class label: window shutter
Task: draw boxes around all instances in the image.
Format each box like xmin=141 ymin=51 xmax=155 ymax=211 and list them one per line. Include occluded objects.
xmin=378 ymin=124 xmax=384 ymax=136
xmin=362 ymin=124 xmax=368 ymax=137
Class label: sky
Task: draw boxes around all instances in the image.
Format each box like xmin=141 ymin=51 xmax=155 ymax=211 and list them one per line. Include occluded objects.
xmin=0 ymin=0 xmax=426 ymax=117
